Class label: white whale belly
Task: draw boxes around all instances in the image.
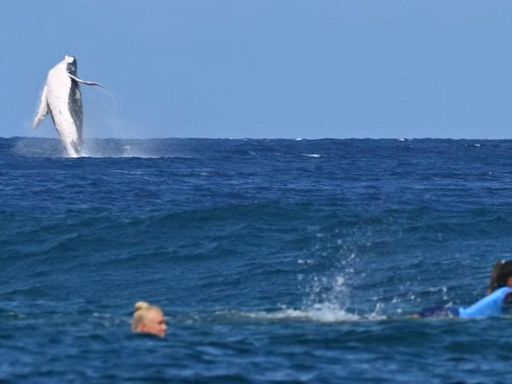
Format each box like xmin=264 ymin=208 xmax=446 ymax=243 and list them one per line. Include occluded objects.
xmin=46 ymin=65 xmax=82 ymax=157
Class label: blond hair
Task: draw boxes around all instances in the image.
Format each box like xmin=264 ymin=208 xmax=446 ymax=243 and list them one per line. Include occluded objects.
xmin=131 ymin=301 xmax=162 ymax=331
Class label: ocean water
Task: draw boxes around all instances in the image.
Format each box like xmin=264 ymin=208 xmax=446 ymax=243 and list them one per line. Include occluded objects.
xmin=2 ymin=137 xmax=512 ymax=383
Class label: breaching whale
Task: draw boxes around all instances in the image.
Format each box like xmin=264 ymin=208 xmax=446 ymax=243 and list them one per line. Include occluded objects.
xmin=33 ymin=55 xmax=102 ymax=157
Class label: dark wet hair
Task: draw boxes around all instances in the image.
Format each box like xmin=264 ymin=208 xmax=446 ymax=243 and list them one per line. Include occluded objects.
xmin=488 ymin=260 xmax=512 ymax=293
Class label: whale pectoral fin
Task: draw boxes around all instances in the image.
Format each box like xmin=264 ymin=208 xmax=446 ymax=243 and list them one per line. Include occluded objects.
xmin=68 ymin=73 xmax=103 ymax=87
xmin=33 ymin=85 xmax=49 ymax=129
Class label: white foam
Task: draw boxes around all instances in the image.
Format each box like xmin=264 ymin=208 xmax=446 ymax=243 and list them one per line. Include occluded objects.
xmin=234 ymin=306 xmax=359 ymax=323
xmin=233 ymin=303 xmax=386 ymax=323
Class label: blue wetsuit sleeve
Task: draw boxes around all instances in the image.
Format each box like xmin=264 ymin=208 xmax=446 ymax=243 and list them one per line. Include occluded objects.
xmin=459 ymin=287 xmax=512 ymax=319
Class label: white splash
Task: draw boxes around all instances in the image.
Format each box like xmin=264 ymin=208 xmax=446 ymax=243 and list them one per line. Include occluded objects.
xmin=302 ymin=153 xmax=322 ymax=158
xmin=243 ymin=305 xmax=361 ymax=323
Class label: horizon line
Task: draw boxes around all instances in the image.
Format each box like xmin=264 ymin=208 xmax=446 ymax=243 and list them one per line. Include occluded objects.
xmin=4 ymin=136 xmax=512 ymax=141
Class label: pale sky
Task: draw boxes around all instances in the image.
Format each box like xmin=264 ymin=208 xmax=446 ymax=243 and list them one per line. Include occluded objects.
xmin=2 ymin=0 xmax=512 ymax=139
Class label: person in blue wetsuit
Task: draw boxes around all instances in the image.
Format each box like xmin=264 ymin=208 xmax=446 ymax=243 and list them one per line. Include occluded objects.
xmin=459 ymin=285 xmax=512 ymax=318
xmin=415 ymin=260 xmax=512 ymax=319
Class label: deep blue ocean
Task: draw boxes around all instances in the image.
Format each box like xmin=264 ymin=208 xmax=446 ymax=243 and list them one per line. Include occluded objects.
xmin=2 ymin=137 xmax=512 ymax=383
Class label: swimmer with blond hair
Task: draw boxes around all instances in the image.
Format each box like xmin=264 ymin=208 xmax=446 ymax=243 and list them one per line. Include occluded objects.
xmin=132 ymin=301 xmax=167 ymax=337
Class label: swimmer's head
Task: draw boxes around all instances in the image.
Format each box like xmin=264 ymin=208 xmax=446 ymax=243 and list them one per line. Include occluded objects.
xmin=488 ymin=260 xmax=512 ymax=293
xmin=132 ymin=301 xmax=167 ymax=337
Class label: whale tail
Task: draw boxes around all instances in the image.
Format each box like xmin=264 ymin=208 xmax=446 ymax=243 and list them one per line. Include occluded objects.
xmin=33 ymin=85 xmax=49 ymax=129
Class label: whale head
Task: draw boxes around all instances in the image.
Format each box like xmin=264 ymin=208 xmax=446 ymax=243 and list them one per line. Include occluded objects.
xmin=64 ymin=55 xmax=77 ymax=74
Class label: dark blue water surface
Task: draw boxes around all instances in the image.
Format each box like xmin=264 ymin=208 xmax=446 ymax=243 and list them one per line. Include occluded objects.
xmin=2 ymin=137 xmax=512 ymax=383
